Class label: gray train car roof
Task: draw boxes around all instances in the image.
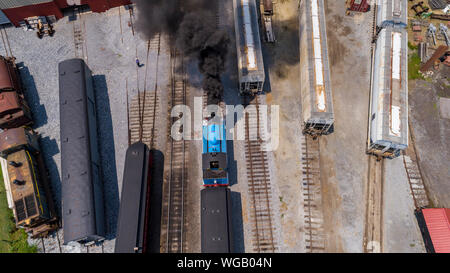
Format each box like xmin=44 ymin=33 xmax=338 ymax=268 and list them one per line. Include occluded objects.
xmin=59 ymin=58 xmax=103 ymax=244
xmin=299 ymin=0 xmax=334 ymax=124
xmin=376 ymin=0 xmax=408 ymax=28
xmin=233 ymin=0 xmax=265 ymax=83
xmin=115 ymin=142 xmax=150 ymax=253
xmin=201 ymin=187 xmax=232 ymax=253
xmin=370 ymin=27 xmax=408 ymax=149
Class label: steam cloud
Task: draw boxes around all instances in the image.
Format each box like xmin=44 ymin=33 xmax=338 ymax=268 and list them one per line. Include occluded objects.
xmin=133 ymin=0 xmax=229 ymax=104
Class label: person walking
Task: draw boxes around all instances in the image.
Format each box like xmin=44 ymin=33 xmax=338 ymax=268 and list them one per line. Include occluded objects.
xmin=136 ymin=58 xmax=141 ymax=67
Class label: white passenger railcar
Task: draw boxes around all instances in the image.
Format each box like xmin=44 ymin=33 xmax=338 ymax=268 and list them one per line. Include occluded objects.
xmin=368 ymin=26 xmax=408 ymax=158
xmin=233 ymin=0 xmax=265 ymax=95
xmin=299 ymin=0 xmax=334 ymax=136
xmin=376 ymin=0 xmax=408 ymax=28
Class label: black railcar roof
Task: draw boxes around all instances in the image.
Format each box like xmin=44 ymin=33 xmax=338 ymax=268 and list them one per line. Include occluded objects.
xmin=115 ymin=142 xmax=150 ymax=253
xmin=201 ymin=187 xmax=233 ymax=253
xmin=59 ymin=58 xmax=100 ymax=244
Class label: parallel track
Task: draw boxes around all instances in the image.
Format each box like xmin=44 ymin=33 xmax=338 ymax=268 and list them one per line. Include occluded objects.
xmin=244 ymin=96 xmax=277 ymax=253
xmin=162 ymin=50 xmax=187 ymax=253
xmin=72 ymin=7 xmax=88 ymax=63
xmin=128 ymin=34 xmax=161 ymax=148
xmin=85 ymin=241 xmax=105 ymax=253
xmin=403 ymin=123 xmax=429 ymax=209
xmin=363 ymin=156 xmax=384 ymax=253
xmin=364 ymin=3 xmax=384 ymax=253
xmin=0 ymin=26 xmax=12 ymax=57
xmin=39 ymin=228 xmax=105 ymax=253
xmin=301 ymin=135 xmax=325 ymax=252
xmin=39 ymin=230 xmax=63 ymax=253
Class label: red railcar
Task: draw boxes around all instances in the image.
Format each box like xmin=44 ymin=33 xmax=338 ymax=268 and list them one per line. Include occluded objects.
xmin=416 ymin=208 xmax=450 ymax=253
xmin=347 ymin=0 xmax=370 ymax=13
xmin=0 ymin=56 xmax=33 ymax=129
xmin=263 ymin=0 xmax=273 ymax=15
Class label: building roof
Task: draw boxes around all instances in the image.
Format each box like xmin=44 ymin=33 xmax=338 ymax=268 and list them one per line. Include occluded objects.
xmin=0 ymin=0 xmax=53 ymax=10
xmin=422 ymin=208 xmax=450 ymax=253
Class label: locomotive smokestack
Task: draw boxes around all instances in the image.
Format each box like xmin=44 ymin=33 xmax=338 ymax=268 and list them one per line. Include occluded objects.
xmin=133 ymin=0 xmax=229 ymax=104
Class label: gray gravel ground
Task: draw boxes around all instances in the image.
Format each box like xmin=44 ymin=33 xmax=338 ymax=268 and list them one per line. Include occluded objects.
xmin=383 ymin=157 xmax=425 ymax=252
xmin=409 ymin=67 xmax=450 ymax=208
xmin=0 ymin=6 xmax=161 ymax=252
xmin=262 ymin=0 xmax=305 ymax=252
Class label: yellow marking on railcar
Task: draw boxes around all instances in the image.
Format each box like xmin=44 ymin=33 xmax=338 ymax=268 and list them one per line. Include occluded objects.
xmin=25 ymin=150 xmax=44 ymax=214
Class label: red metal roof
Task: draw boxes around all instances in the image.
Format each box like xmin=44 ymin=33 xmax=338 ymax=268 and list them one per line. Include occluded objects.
xmin=422 ymin=208 xmax=450 ymax=253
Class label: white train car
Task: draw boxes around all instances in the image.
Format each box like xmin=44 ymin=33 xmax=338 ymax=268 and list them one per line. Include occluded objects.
xmin=376 ymin=0 xmax=408 ymax=28
xmin=0 ymin=157 xmax=14 ymax=210
xmin=299 ymin=0 xmax=334 ymax=136
xmin=233 ymin=0 xmax=265 ymax=95
xmin=368 ymin=26 xmax=408 ymax=158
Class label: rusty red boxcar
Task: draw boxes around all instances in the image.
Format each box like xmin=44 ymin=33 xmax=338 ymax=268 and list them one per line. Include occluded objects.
xmin=347 ymin=0 xmax=370 ymax=13
xmin=0 ymin=56 xmax=33 ymax=129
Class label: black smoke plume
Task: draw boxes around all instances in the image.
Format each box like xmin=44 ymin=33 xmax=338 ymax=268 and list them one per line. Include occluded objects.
xmin=133 ymin=0 xmax=229 ymax=104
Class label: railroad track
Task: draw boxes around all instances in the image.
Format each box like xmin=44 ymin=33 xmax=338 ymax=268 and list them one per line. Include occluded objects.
xmin=72 ymin=7 xmax=88 ymax=63
xmin=301 ymin=135 xmax=326 ymax=252
xmin=161 ymin=50 xmax=188 ymax=253
xmin=363 ymin=156 xmax=384 ymax=253
xmin=0 ymin=26 xmax=12 ymax=57
xmin=244 ymin=96 xmax=277 ymax=253
xmin=38 ymin=229 xmax=105 ymax=253
xmin=128 ymin=34 xmax=161 ymax=148
xmin=370 ymin=3 xmax=379 ymax=45
xmin=363 ymin=1 xmax=384 ymax=254
xmin=403 ymin=124 xmax=429 ymax=209
xmin=85 ymin=241 xmax=105 ymax=253
xmin=39 ymin=230 xmax=63 ymax=253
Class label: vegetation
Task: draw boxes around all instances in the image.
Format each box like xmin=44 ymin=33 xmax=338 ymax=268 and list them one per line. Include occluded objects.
xmin=408 ymin=41 xmax=418 ymax=50
xmin=408 ymin=52 xmax=424 ymax=80
xmin=0 ymin=168 xmax=37 ymax=253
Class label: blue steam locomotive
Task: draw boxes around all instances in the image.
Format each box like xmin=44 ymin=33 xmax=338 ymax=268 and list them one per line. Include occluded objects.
xmin=201 ymin=113 xmax=233 ymax=253
xmin=202 ymin=114 xmax=228 ymax=187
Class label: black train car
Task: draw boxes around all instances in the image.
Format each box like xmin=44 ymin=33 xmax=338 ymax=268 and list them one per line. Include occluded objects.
xmin=59 ymin=58 xmax=105 ymax=244
xmin=201 ymin=187 xmax=233 ymax=253
xmin=115 ymin=142 xmax=152 ymax=253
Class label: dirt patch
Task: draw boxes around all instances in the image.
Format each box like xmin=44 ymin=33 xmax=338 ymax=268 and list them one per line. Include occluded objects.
xmin=319 ymin=138 xmax=344 ymax=252
xmin=268 ymin=16 xmax=300 ymax=79
xmin=326 ymin=30 xmax=349 ymax=67
xmin=341 ymin=26 xmax=352 ymax=36
xmin=325 ymin=13 xmax=349 ymax=67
